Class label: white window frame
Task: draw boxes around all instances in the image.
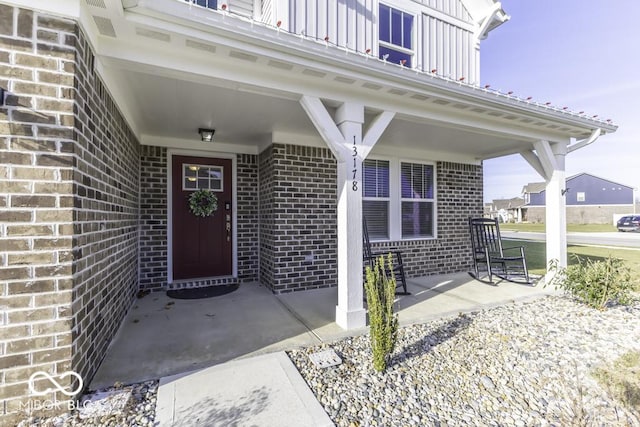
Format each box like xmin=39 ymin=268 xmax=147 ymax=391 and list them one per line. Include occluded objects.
xmin=576 ymin=191 xmax=586 ymax=202
xmin=362 ymin=159 xmax=391 ymax=240
xmin=363 ymin=156 xmax=437 ymax=241
xmin=400 ymin=161 xmax=436 ymax=240
xmin=377 ymin=2 xmax=418 ymax=68
xmin=182 ymin=163 xmax=224 ymax=191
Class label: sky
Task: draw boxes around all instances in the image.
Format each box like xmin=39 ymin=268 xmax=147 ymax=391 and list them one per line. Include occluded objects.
xmin=480 ymin=0 xmax=640 ymax=203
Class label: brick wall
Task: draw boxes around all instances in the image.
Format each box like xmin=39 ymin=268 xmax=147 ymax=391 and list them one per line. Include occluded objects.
xmin=259 ymin=143 xmax=338 ymax=293
xmin=139 ymin=149 xmax=259 ymax=289
xmin=0 ymin=6 xmax=140 ymax=422
xmin=71 ymin=29 xmax=139 ymax=390
xmin=236 ymin=153 xmax=259 ymax=282
xmin=258 ymin=146 xmax=482 ymax=292
xmin=0 ymin=6 xmax=78 ymax=422
xmin=258 ymin=145 xmax=275 ymax=289
xmin=139 ymin=145 xmax=167 ymax=291
xmin=371 ymin=161 xmax=483 ymax=277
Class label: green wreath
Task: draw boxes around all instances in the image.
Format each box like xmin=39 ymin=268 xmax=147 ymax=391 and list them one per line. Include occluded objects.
xmin=188 ymin=189 xmax=218 ymax=217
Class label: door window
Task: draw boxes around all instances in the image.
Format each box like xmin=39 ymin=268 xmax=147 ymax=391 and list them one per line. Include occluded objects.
xmin=183 ymin=164 xmax=224 ymax=191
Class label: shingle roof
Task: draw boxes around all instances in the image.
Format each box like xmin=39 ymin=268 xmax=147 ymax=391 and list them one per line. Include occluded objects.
xmin=522 ymin=182 xmax=546 ymax=194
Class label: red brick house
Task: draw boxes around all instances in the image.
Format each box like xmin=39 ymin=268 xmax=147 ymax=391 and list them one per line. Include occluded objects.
xmin=0 ymin=0 xmax=617 ymax=421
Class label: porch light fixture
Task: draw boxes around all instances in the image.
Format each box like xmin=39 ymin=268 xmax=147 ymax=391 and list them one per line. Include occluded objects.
xmin=199 ymin=128 xmax=215 ymax=142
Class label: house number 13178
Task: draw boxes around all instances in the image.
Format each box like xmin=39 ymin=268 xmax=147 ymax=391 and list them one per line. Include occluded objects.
xmin=352 ymin=136 xmax=358 ymax=191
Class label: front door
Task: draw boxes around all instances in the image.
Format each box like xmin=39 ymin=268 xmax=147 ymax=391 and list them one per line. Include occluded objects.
xmin=172 ymin=155 xmax=233 ymax=280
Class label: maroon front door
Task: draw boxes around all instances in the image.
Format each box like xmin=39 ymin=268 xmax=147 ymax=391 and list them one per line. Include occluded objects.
xmin=172 ymin=155 xmax=233 ymax=280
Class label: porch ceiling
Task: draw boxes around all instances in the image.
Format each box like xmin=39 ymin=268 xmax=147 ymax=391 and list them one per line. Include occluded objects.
xmin=80 ymin=0 xmax=616 ymax=161
xmin=102 ymin=65 xmax=520 ymax=160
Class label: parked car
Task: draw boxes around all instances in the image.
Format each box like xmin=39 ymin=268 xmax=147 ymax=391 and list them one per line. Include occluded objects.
xmin=616 ymin=215 xmax=640 ymax=232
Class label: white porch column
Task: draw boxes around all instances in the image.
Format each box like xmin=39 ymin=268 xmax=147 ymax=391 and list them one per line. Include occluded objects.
xmin=335 ymin=103 xmax=366 ymax=329
xmin=545 ymin=143 xmax=568 ymax=267
xmin=300 ymin=96 xmax=394 ymax=329
xmin=522 ymin=140 xmax=569 ymax=271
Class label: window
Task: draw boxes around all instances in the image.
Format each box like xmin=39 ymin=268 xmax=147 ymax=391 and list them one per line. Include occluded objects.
xmin=576 ymin=192 xmax=586 ymax=202
xmin=183 ymin=164 xmax=223 ymax=191
xmin=362 ymin=159 xmax=436 ymax=241
xmin=187 ymin=0 xmax=217 ymax=10
xmin=401 ymin=163 xmax=434 ymax=238
xmin=362 ymin=159 xmax=390 ymax=239
xmin=379 ymin=4 xmax=414 ymax=66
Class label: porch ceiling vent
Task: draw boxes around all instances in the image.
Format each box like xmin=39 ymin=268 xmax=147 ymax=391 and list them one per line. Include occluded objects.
xmin=85 ymin=0 xmax=106 ymax=8
xmin=93 ymin=16 xmax=116 ymax=37
xmin=199 ymin=128 xmax=215 ymax=142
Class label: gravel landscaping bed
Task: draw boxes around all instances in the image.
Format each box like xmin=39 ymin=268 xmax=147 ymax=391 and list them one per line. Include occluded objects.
xmin=16 ymin=381 xmax=158 ymax=427
xmin=288 ymin=296 xmax=640 ymax=426
xmin=16 ymin=295 xmax=639 ymax=426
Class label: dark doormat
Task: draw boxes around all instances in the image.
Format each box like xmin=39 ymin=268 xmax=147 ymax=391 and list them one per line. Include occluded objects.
xmin=166 ymin=283 xmax=239 ymax=300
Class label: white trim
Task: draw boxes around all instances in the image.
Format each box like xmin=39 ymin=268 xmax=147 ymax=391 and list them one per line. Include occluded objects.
xmin=364 ymin=154 xmax=438 ymax=241
xmin=181 ymin=163 xmax=224 ymax=192
xmin=167 ymin=149 xmax=238 ymax=284
xmin=143 ymin=135 xmax=259 ymax=155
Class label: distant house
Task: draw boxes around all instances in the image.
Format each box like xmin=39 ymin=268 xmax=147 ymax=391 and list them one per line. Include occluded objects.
xmin=485 ymin=197 xmax=525 ymax=222
xmin=522 ymin=173 xmax=635 ymax=223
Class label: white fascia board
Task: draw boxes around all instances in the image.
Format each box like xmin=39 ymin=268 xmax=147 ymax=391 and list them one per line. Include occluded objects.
xmin=3 ymin=0 xmax=80 ymax=18
xmin=120 ymin=1 xmax=616 ymax=137
xmin=370 ymin=145 xmax=480 ymax=165
xmin=142 ymin=135 xmax=260 ymax=155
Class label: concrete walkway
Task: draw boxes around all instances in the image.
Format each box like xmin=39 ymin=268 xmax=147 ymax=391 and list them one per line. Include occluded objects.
xmin=91 ymin=273 xmax=556 ymax=426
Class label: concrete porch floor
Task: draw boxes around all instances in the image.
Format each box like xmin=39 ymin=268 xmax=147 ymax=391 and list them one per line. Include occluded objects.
xmin=90 ymin=272 xmax=555 ymax=390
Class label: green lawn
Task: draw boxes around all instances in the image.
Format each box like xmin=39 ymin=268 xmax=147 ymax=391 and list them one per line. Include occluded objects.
xmin=503 ymin=238 xmax=640 ymax=283
xmin=500 ymin=223 xmax=617 ymax=233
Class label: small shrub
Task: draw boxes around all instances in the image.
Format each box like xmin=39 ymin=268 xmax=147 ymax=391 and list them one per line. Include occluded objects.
xmin=546 ymin=255 xmax=634 ymax=309
xmin=364 ymin=254 xmax=399 ymax=372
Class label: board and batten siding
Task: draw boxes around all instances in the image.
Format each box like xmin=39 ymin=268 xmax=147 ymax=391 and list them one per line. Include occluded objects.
xmin=422 ymin=14 xmax=479 ymax=83
xmin=264 ymin=0 xmax=480 ymax=83
xmin=228 ymin=0 xmax=254 ymax=18
xmin=288 ymin=0 xmax=376 ymax=53
xmin=414 ymin=0 xmax=472 ymax=22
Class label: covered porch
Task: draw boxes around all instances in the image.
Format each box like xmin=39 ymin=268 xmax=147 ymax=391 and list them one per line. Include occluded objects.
xmin=76 ymin=0 xmax=617 ymax=331
xmin=90 ymin=274 xmax=555 ymax=389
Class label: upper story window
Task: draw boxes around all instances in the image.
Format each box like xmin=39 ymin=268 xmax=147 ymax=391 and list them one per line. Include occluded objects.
xmin=187 ymin=0 xmax=217 ymax=10
xmin=379 ymin=4 xmax=414 ymax=67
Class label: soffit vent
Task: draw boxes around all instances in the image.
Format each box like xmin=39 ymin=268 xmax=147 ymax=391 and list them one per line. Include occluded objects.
xmin=452 ymin=103 xmax=469 ymax=110
xmin=229 ymin=51 xmax=258 ymax=62
xmin=93 ymin=16 xmax=116 ymax=37
xmin=388 ymin=88 xmax=407 ymax=96
xmin=432 ymin=99 xmax=450 ymax=106
xmin=334 ymin=76 xmax=356 ymax=84
xmin=410 ymin=94 xmax=430 ymax=101
xmin=267 ymin=60 xmax=293 ymax=70
xmin=136 ymin=27 xmax=170 ymax=42
xmin=302 ymin=69 xmax=326 ymax=78
xmin=362 ymin=83 xmax=382 ymax=91
xmin=186 ymin=39 xmax=216 ymax=53
xmin=85 ymin=0 xmax=106 ymax=8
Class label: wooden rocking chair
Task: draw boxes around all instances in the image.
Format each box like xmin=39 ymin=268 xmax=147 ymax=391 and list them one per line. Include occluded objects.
xmin=363 ymin=218 xmax=410 ymax=295
xmin=468 ymin=217 xmax=531 ymax=284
